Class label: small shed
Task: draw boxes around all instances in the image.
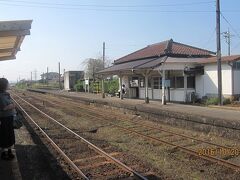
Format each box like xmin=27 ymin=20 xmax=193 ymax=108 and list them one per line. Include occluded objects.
xmin=64 ymin=71 xmax=84 ymax=91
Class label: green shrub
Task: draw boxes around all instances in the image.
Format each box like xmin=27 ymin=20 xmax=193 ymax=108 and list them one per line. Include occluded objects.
xmin=223 ymin=98 xmax=231 ymax=105
xmin=205 ymin=97 xmax=231 ymax=105
xmin=205 ymin=97 xmax=219 ymax=105
xmin=105 ymin=79 xmax=119 ymax=95
xmin=74 ymin=80 xmax=84 ymax=92
xmin=15 ymin=82 xmax=28 ymax=89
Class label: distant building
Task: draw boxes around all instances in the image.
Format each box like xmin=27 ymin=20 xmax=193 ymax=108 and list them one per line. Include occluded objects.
xmin=40 ymin=72 xmax=61 ymax=84
xmin=64 ymin=71 xmax=84 ymax=91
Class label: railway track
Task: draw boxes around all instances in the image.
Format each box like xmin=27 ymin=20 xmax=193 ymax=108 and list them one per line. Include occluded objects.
xmin=12 ymin=91 xmax=240 ymax=175
xmin=12 ymin=93 xmax=148 ymax=180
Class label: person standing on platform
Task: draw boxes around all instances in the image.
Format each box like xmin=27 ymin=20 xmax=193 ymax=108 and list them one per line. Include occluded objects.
xmin=0 ymin=78 xmax=16 ymax=160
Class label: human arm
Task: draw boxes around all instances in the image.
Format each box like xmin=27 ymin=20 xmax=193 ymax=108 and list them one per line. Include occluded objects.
xmin=3 ymin=103 xmax=15 ymax=111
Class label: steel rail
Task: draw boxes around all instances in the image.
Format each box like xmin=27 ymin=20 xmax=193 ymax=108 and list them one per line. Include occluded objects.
xmin=29 ymin=92 xmax=234 ymax=149
xmin=67 ymin=108 xmax=240 ymax=171
xmin=12 ymin=93 xmax=148 ymax=180
xmin=13 ymin=92 xmax=240 ymax=171
xmin=21 ymin=92 xmax=240 ymax=171
xmin=12 ymin=97 xmax=89 ymax=180
xmin=72 ymin=109 xmax=240 ymax=170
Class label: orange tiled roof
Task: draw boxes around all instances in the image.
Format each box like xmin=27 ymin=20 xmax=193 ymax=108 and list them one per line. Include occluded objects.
xmin=114 ymin=39 xmax=215 ymax=64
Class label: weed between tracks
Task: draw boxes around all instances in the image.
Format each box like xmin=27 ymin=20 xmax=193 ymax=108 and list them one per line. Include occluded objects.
xmin=43 ymin=104 xmax=240 ymax=180
xmin=16 ymin=92 xmax=240 ymax=180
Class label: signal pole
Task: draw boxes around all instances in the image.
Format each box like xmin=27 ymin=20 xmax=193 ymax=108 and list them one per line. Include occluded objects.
xmin=103 ymin=42 xmax=105 ymax=68
xmin=102 ymin=42 xmax=106 ymax=98
xmin=58 ymin=62 xmax=61 ymax=89
xmin=216 ymin=0 xmax=223 ymax=105
xmin=46 ymin=67 xmax=49 ymax=85
xmin=34 ymin=70 xmax=37 ymax=82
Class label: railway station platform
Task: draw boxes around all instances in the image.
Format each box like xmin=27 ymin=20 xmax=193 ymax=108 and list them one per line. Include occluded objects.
xmin=0 ymin=150 xmax=22 ymax=180
xmin=0 ymin=118 xmax=70 ymax=180
xmin=27 ymin=89 xmax=240 ymax=139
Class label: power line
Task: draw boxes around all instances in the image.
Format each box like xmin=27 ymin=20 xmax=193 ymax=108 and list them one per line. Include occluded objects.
xmin=1 ymin=1 xmax=239 ymax=13
xmin=0 ymin=2 xmax=216 ymax=12
xmin=0 ymin=0 xmax=217 ymax=13
xmin=0 ymin=0 xmax=215 ymax=8
xmin=232 ymin=42 xmax=240 ymax=51
xmin=201 ymin=28 xmax=216 ymax=48
xmin=220 ymin=12 xmax=240 ymax=39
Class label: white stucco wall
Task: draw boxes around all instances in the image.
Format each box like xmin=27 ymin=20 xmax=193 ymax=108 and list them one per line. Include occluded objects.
xmin=64 ymin=72 xmax=70 ymax=90
xmin=140 ymin=88 xmax=194 ymax=102
xmin=233 ymin=70 xmax=240 ymax=94
xmin=122 ymin=76 xmax=129 ymax=88
xmin=195 ymin=75 xmax=204 ymax=98
xmin=195 ymin=63 xmax=232 ymax=98
xmin=139 ymin=88 xmax=153 ymax=99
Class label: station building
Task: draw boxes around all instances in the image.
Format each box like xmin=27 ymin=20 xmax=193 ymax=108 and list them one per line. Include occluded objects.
xmin=98 ymin=39 xmax=240 ymax=103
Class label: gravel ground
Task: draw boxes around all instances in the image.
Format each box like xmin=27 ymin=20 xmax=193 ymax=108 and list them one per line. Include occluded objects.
xmin=13 ymin=91 xmax=240 ymax=179
xmin=14 ymin=117 xmax=71 ymax=180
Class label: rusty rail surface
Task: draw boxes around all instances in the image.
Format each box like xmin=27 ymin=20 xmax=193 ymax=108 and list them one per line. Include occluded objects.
xmin=12 ymin=98 xmax=89 ymax=180
xmin=12 ymin=93 xmax=148 ymax=180
xmin=17 ymin=91 xmax=240 ymax=172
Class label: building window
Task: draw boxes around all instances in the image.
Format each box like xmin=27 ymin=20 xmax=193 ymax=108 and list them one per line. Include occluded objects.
xmin=148 ymin=78 xmax=152 ymax=88
xmin=139 ymin=77 xmax=152 ymax=88
xmin=153 ymin=77 xmax=159 ymax=89
xmin=139 ymin=78 xmax=144 ymax=87
xmin=187 ymin=76 xmax=195 ymax=88
xmin=170 ymin=77 xmax=175 ymax=88
xmin=175 ymin=77 xmax=184 ymax=88
xmin=130 ymin=77 xmax=139 ymax=87
xmin=233 ymin=61 xmax=240 ymax=70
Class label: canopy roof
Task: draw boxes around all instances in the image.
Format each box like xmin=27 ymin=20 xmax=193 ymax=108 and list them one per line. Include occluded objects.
xmin=0 ymin=20 xmax=32 ymax=61
xmin=98 ymin=55 xmax=240 ymax=75
xmin=99 ymin=57 xmax=163 ymax=74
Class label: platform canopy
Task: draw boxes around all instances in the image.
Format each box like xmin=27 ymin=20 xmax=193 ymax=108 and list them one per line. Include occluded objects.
xmin=0 ymin=20 xmax=32 ymax=61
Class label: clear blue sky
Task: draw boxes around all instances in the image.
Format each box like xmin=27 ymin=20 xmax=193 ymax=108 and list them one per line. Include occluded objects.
xmin=0 ymin=0 xmax=239 ymax=82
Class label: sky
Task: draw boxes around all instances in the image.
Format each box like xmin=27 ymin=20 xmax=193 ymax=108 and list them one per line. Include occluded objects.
xmin=0 ymin=0 xmax=240 ymax=82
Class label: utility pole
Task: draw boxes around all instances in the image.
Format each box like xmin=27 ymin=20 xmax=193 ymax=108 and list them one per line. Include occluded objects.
xmin=222 ymin=28 xmax=232 ymax=56
xmin=103 ymin=42 xmax=105 ymax=68
xmin=42 ymin=72 xmax=44 ymax=83
xmin=46 ymin=67 xmax=49 ymax=85
xmin=34 ymin=70 xmax=37 ymax=82
xmin=102 ymin=42 xmax=106 ymax=98
xmin=30 ymin=72 xmax=32 ymax=83
xmin=216 ymin=0 xmax=223 ymax=105
xmin=58 ymin=62 xmax=61 ymax=89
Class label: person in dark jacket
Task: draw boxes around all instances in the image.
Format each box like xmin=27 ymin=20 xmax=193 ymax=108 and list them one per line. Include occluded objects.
xmin=0 ymin=78 xmax=16 ymax=160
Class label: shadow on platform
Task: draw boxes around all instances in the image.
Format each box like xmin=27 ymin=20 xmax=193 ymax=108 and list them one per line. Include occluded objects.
xmin=0 ymin=115 xmax=71 ymax=180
